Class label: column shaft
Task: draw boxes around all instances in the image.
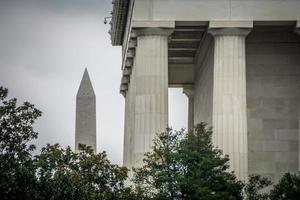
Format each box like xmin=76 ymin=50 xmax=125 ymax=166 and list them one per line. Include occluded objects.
xmin=211 ymin=31 xmax=249 ymax=181
xmin=183 ymin=86 xmax=194 ymax=131
xmin=188 ymin=97 xmax=194 ymax=131
xmin=123 ymin=89 xmax=130 ymax=166
xmin=123 ymin=61 xmax=136 ymax=168
xmin=133 ymin=28 xmax=171 ymax=167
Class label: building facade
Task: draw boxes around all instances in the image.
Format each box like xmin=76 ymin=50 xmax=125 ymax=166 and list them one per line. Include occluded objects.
xmin=110 ymin=0 xmax=300 ymax=182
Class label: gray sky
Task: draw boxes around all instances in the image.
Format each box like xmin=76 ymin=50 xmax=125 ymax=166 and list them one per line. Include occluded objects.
xmin=0 ymin=0 xmax=187 ymax=164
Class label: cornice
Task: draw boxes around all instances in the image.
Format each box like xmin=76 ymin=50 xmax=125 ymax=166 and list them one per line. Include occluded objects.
xmin=208 ymin=21 xmax=253 ymax=36
xmin=110 ymin=0 xmax=130 ymax=46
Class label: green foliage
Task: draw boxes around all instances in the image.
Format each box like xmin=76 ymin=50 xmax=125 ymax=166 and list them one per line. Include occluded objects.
xmin=244 ymin=174 xmax=272 ymax=200
xmin=133 ymin=123 xmax=244 ymax=200
xmin=178 ymin=124 xmax=244 ymax=200
xmin=35 ymin=144 xmax=131 ymax=200
xmin=0 ymin=86 xmax=41 ymax=199
xmin=0 ymin=86 xmax=133 ymax=200
xmin=2 ymin=85 xmax=300 ymax=200
xmin=133 ymin=128 xmax=183 ymax=199
xmin=269 ymin=172 xmax=300 ymax=200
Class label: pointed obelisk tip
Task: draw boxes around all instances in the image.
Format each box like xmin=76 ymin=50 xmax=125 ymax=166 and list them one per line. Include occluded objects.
xmin=83 ymin=67 xmax=89 ymax=77
xmin=77 ymin=67 xmax=95 ymax=97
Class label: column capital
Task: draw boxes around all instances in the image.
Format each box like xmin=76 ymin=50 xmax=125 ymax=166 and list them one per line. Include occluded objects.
xmin=183 ymin=85 xmax=194 ymax=98
xmin=135 ymin=27 xmax=174 ymax=37
xmin=208 ymin=21 xmax=253 ymax=36
xmin=295 ymin=21 xmax=300 ymax=35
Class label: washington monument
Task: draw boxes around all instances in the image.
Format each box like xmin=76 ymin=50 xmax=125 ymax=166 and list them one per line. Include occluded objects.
xmin=75 ymin=68 xmax=96 ymax=152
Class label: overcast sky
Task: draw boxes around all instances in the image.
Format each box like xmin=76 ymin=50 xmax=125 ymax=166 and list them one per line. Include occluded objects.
xmin=0 ymin=0 xmax=187 ymax=164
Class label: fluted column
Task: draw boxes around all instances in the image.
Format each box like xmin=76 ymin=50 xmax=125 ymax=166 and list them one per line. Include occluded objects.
xmin=123 ymin=90 xmax=130 ymax=166
xmin=123 ymin=60 xmax=136 ymax=168
xmin=209 ymin=26 xmax=252 ymax=181
xmin=132 ymin=28 xmax=173 ymax=167
xmin=183 ymin=85 xmax=194 ymax=131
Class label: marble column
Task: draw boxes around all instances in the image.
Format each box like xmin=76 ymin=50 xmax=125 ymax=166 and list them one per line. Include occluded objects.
xmin=123 ymin=90 xmax=130 ymax=167
xmin=183 ymin=85 xmax=194 ymax=131
xmin=209 ymin=26 xmax=252 ymax=181
xmin=132 ymin=28 xmax=173 ymax=167
xmin=123 ymin=60 xmax=136 ymax=168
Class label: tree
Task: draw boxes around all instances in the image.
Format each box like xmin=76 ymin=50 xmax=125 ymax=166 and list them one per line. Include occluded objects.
xmin=5 ymin=84 xmax=300 ymax=200
xmin=0 ymin=86 xmax=41 ymax=199
xmin=133 ymin=128 xmax=183 ymax=199
xmin=0 ymin=86 xmax=134 ymax=200
xmin=35 ymin=144 xmax=132 ymax=200
xmin=178 ymin=123 xmax=244 ymax=200
xmin=133 ymin=123 xmax=244 ymax=200
xmin=244 ymin=174 xmax=272 ymax=200
xmin=269 ymin=172 xmax=300 ymax=200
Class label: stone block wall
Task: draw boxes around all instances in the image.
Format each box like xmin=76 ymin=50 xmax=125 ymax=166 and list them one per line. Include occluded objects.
xmin=246 ymin=26 xmax=300 ymax=182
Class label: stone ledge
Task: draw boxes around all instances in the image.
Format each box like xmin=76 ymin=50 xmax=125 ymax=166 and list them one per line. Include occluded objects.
xmin=132 ymin=20 xmax=175 ymax=28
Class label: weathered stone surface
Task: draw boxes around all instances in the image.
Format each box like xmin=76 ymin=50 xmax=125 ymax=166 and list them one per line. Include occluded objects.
xmin=75 ymin=69 xmax=96 ymax=152
xmin=247 ymin=27 xmax=300 ymax=182
xmin=123 ymin=59 xmax=136 ymax=168
xmin=117 ymin=2 xmax=300 ymax=184
xmin=132 ymin=28 xmax=172 ymax=167
xmin=183 ymin=85 xmax=194 ymax=131
xmin=194 ymin=36 xmax=214 ymax=126
xmin=207 ymin=26 xmax=251 ymax=181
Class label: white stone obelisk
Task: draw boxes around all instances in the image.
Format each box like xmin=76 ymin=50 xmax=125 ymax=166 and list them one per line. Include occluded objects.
xmin=75 ymin=68 xmax=96 ymax=152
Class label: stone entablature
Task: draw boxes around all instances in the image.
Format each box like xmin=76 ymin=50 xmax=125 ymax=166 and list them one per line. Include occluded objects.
xmin=133 ymin=0 xmax=300 ymax=22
